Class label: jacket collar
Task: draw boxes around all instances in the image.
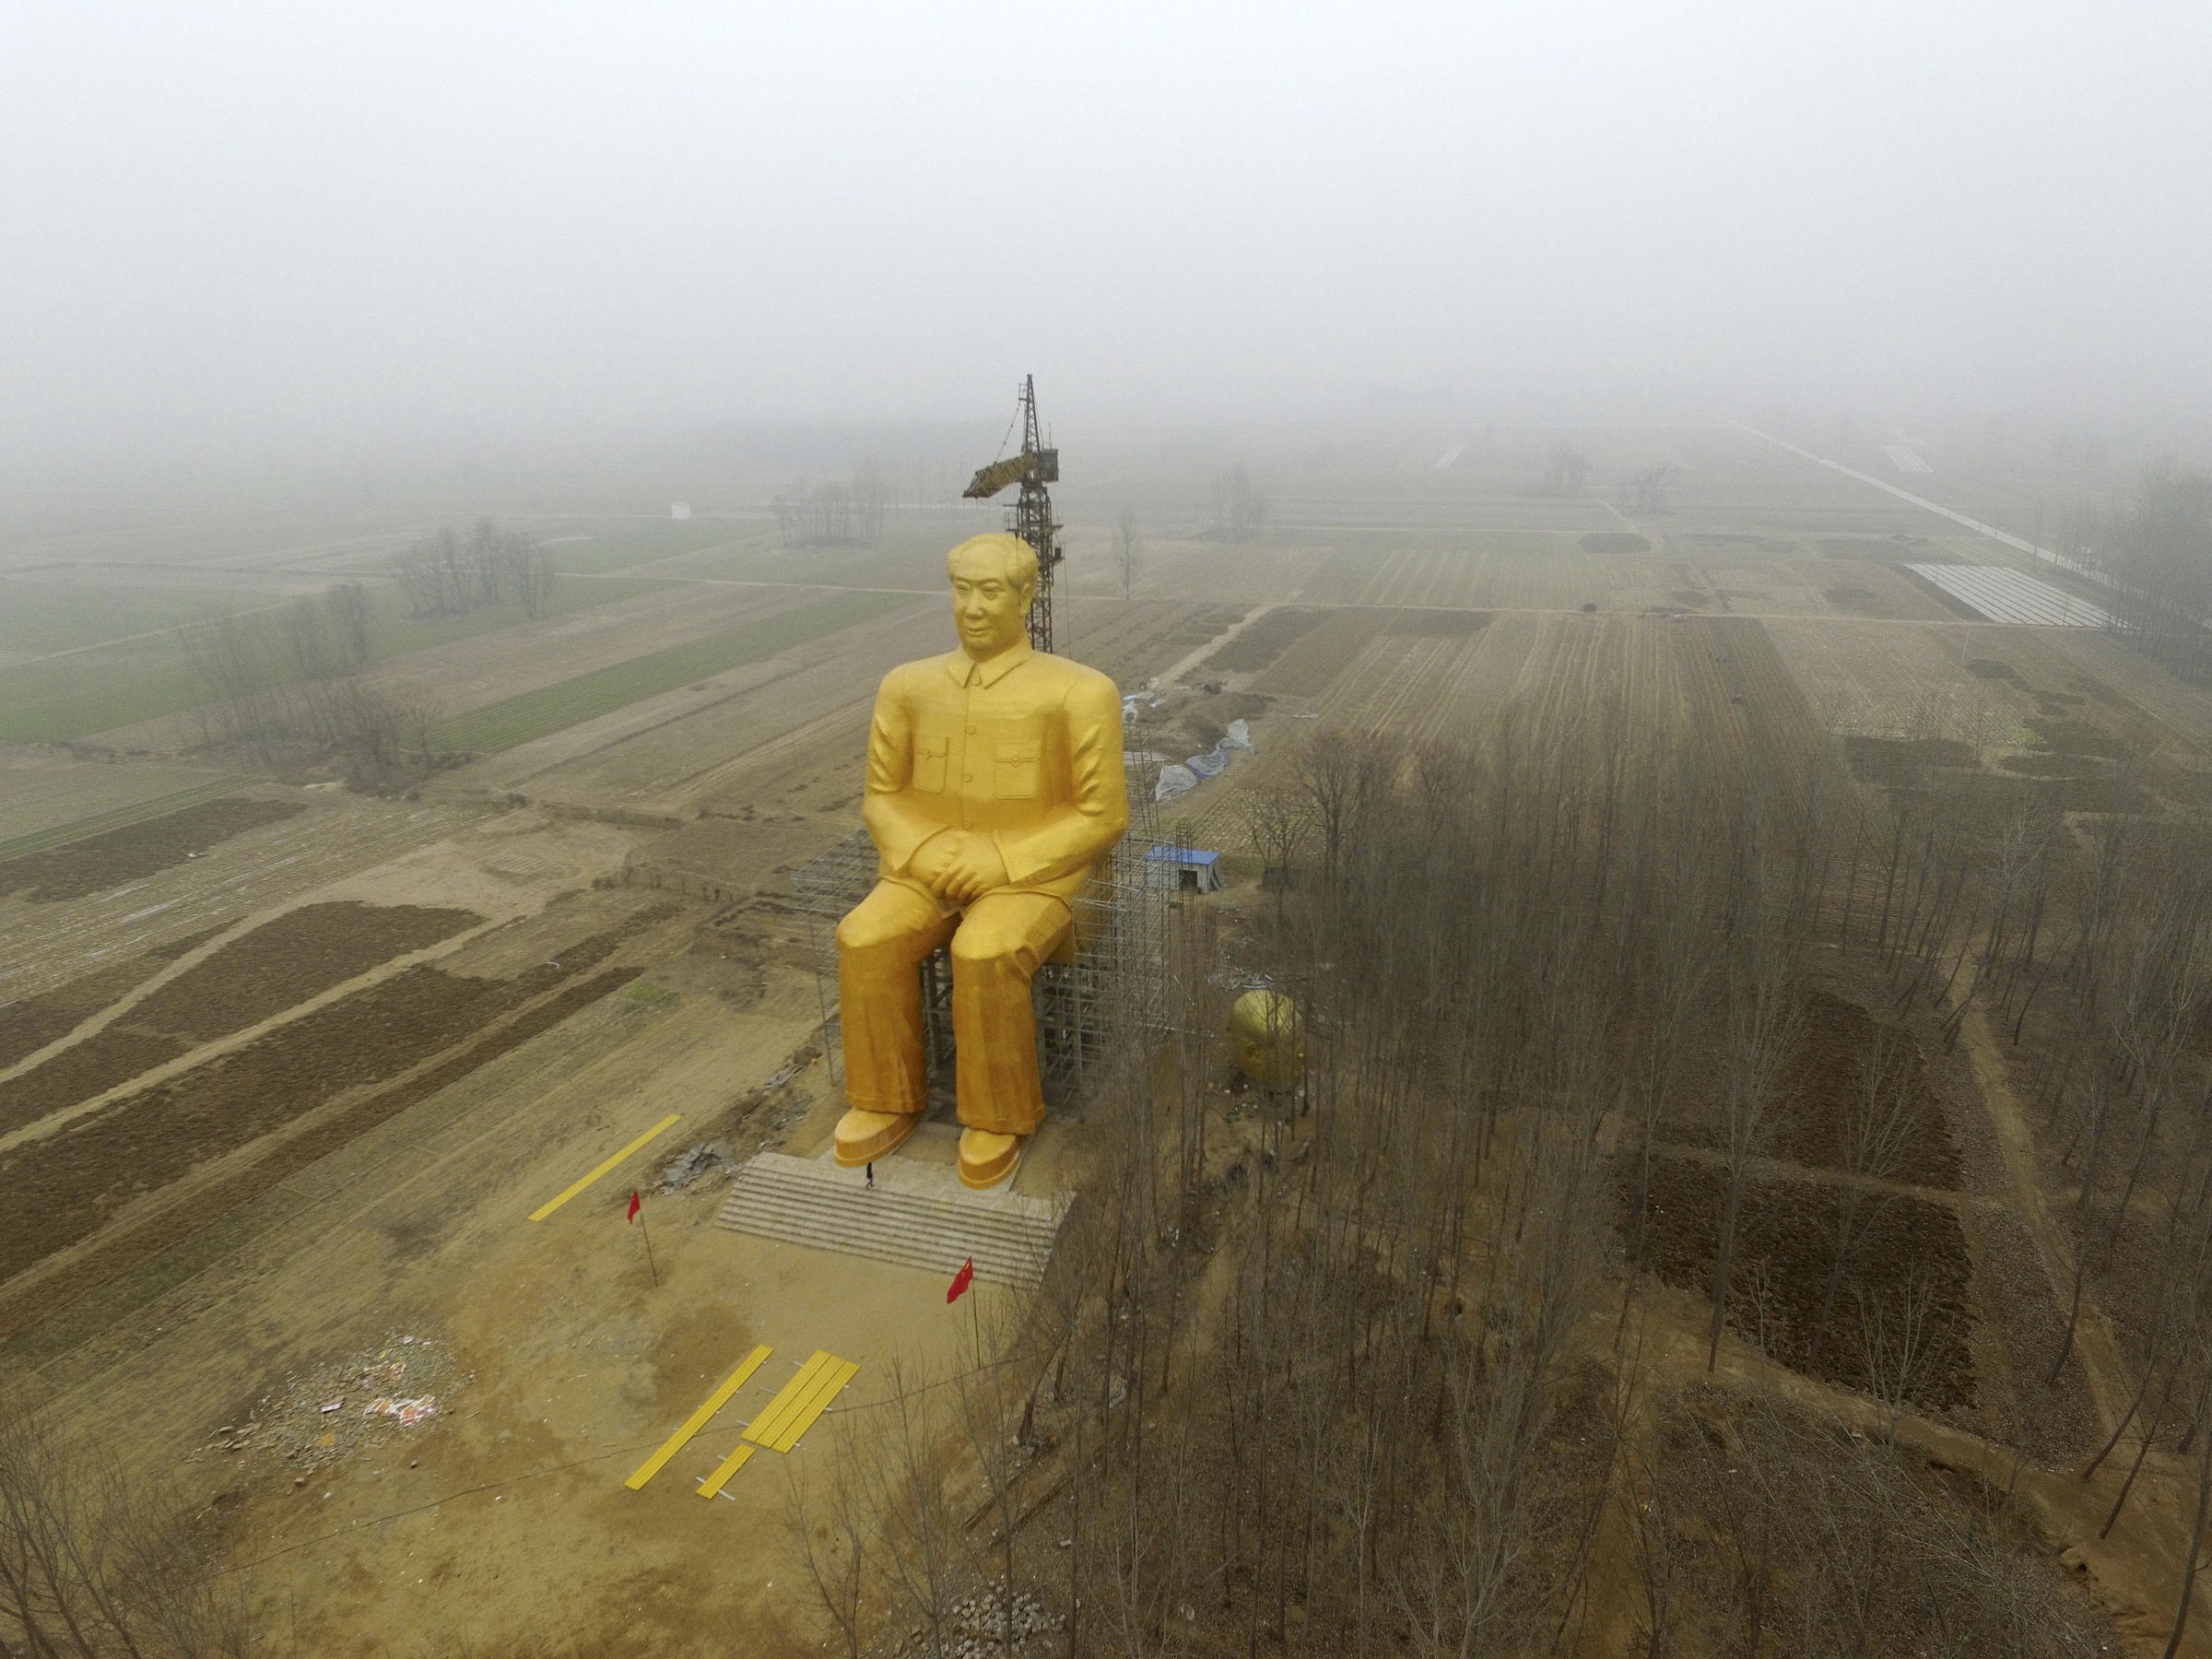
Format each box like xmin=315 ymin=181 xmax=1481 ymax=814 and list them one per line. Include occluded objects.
xmin=946 ymin=640 xmax=1034 ymax=688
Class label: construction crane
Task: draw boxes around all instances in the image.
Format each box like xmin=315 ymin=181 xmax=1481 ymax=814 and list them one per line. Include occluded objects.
xmin=963 ymin=375 xmax=1063 ymax=653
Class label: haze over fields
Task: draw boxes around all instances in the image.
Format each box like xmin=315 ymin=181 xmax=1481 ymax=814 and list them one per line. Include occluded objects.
xmin=4 ymin=1 xmax=2212 ymax=466
xmin=17 ymin=6 xmax=2212 ymax=1658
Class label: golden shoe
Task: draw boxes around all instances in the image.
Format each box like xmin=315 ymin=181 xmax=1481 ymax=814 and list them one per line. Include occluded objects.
xmin=833 ymin=1108 xmax=919 ymax=1167
xmin=957 ymin=1127 xmax=1023 ymax=1190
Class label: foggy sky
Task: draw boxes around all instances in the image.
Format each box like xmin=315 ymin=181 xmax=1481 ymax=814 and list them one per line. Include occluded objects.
xmin=4 ymin=2 xmax=2208 ymax=462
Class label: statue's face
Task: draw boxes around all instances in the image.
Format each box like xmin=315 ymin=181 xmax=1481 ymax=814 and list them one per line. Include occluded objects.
xmin=948 ymin=545 xmax=1035 ymax=659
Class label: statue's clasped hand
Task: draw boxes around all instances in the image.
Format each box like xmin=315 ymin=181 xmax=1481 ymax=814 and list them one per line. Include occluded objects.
xmin=912 ymin=830 xmax=1010 ymax=907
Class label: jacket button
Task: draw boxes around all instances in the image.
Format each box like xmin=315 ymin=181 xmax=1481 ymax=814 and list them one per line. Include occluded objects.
xmin=966 ymin=725 xmax=976 ymax=735
xmin=962 ymin=772 xmax=972 ymax=782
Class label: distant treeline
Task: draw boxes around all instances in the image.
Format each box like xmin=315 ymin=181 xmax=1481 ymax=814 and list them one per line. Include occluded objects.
xmin=2055 ymin=459 xmax=2212 ymax=679
xmin=771 ymin=464 xmax=892 ymax=549
xmin=386 ymin=520 xmax=558 ymax=619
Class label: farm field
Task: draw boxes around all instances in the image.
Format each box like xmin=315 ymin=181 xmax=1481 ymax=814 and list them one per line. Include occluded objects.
xmin=494 ymin=596 xmax=1241 ymax=828
xmin=440 ymin=595 xmax=938 ymax=809
xmin=0 ymin=570 xmax=678 ymax=744
xmin=1764 ymin=618 xmax=2041 ymax=745
xmin=538 ymin=516 xmax=774 ymax=575
xmin=430 ymin=588 xmax=915 ymax=754
xmin=0 ymin=576 xmax=270 ymax=662
xmin=633 ymin=514 xmax=991 ymax=587
xmin=0 ymin=749 xmax=242 ymax=853
xmin=12 ymin=418 xmax=2212 ymax=1655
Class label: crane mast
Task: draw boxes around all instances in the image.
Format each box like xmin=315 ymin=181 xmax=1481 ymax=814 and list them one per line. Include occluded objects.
xmin=961 ymin=375 xmax=1063 ymax=653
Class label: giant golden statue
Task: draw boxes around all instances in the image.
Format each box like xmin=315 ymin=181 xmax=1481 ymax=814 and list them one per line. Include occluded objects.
xmin=832 ymin=533 xmax=1127 ymax=1189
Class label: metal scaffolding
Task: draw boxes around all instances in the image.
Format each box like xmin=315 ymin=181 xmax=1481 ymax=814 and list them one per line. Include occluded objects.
xmin=792 ymin=765 xmax=1168 ymax=1113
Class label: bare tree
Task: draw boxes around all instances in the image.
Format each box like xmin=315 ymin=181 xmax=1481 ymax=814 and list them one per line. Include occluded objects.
xmin=1207 ymin=464 xmax=1267 ymax=541
xmin=465 ymin=517 xmax=506 ymax=606
xmin=1114 ymin=505 xmax=1142 ymax=600
xmin=500 ymin=535 xmax=558 ymax=619
xmin=771 ymin=470 xmax=888 ymax=549
xmin=276 ymin=598 xmax=334 ymax=686
xmin=1621 ymin=464 xmax=1678 ymax=513
xmin=1707 ymin=933 xmax=1806 ymax=1371
xmin=0 ymin=1395 xmax=266 ymax=1657
xmin=1237 ymin=780 xmax=1313 ymax=919
xmin=1539 ymin=442 xmax=1591 ymax=498
xmin=324 ymin=581 xmax=372 ymax=667
xmin=1806 ymin=1030 xmax=1923 ymax=1366
xmin=784 ymin=1451 xmax=869 ymax=1659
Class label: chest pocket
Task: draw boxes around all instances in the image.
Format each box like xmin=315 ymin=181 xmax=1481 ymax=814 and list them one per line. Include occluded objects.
xmin=914 ymin=735 xmax=950 ymax=794
xmin=993 ymin=740 xmax=1041 ymax=799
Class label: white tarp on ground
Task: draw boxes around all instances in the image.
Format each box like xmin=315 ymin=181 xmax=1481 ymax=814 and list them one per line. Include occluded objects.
xmin=1905 ymin=564 xmax=2112 ymax=627
xmin=1154 ymin=719 xmax=1258 ymax=800
xmin=1155 ymin=763 xmax=1199 ymax=802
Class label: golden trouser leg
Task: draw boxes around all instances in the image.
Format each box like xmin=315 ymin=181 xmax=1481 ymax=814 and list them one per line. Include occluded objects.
xmin=947 ymin=892 xmax=1073 ymax=1136
xmin=835 ymin=881 xmax=957 ymax=1116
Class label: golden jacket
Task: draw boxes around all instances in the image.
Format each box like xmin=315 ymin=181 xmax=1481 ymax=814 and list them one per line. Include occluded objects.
xmin=862 ymin=641 xmax=1128 ymax=904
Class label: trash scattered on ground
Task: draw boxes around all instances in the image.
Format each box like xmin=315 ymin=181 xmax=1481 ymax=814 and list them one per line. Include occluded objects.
xmin=196 ymin=1332 xmax=466 ymax=1473
xmin=655 ymin=1138 xmax=735 ymax=1194
xmin=363 ymin=1396 xmax=437 ymax=1426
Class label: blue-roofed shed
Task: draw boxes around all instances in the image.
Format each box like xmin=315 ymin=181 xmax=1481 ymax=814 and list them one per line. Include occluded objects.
xmin=1145 ymin=845 xmax=1224 ymax=893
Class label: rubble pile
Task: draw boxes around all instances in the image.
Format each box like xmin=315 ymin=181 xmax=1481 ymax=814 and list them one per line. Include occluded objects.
xmin=197 ymin=1331 xmax=467 ymax=1474
xmin=653 ymin=1138 xmax=735 ymax=1194
xmin=898 ymin=1585 xmax=1063 ymax=1657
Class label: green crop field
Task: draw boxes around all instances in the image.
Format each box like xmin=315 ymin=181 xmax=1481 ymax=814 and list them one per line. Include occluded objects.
xmin=547 ymin=519 xmax=770 ymax=574
xmin=358 ymin=575 xmax=665 ymax=661
xmin=0 ymin=650 xmax=216 ymax=744
xmin=0 ymin=579 xmax=255 ymax=656
xmin=429 ymin=588 xmax=916 ymax=753
xmin=648 ymin=517 xmax=999 ymax=591
xmin=0 ymin=575 xmax=669 ymax=742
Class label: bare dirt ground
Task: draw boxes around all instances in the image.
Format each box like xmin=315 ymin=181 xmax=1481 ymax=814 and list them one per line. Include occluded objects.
xmin=16 ymin=429 xmax=2212 ymax=1653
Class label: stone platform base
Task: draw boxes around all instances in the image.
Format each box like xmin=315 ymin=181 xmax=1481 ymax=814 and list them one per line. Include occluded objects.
xmin=714 ymin=1137 xmax=1069 ymax=1289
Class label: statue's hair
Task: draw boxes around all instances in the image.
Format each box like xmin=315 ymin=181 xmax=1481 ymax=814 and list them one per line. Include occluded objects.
xmin=947 ymin=532 xmax=1038 ymax=590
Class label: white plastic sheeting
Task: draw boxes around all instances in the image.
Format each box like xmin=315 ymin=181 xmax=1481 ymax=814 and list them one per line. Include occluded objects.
xmin=1904 ymin=564 xmax=2112 ymax=627
xmin=1155 ymin=764 xmax=1200 ymax=802
xmin=1153 ymin=718 xmax=1259 ymax=800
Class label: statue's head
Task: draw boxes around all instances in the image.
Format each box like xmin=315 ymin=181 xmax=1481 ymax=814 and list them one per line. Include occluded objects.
xmin=1229 ymin=989 xmax=1305 ymax=1090
xmin=947 ymin=533 xmax=1038 ymax=660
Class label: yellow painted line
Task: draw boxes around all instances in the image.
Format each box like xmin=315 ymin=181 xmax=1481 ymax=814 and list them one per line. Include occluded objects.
xmin=529 ymin=1113 xmax=681 ymax=1221
xmin=751 ymin=1358 xmax=858 ymax=1453
xmin=695 ymin=1442 xmax=757 ymax=1499
xmin=623 ymin=1345 xmax=771 ymax=1491
xmin=740 ymin=1352 xmax=833 ymax=1451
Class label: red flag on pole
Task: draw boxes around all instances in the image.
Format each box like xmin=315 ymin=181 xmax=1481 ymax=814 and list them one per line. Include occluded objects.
xmin=626 ymin=1190 xmax=641 ymax=1223
xmin=947 ymin=1257 xmax=975 ymax=1303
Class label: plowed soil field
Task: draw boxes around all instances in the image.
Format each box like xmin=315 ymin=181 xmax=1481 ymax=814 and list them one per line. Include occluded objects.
xmin=0 ymin=900 xmax=677 ymax=1329
xmin=0 ymin=797 xmax=303 ymax=901
xmin=0 ymin=902 xmax=480 ymax=1137
xmin=1634 ymin=1155 xmax=1977 ymax=1413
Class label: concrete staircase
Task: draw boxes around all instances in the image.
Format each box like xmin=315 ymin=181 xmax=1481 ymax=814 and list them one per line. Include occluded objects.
xmin=714 ymin=1147 xmax=1070 ymax=1289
